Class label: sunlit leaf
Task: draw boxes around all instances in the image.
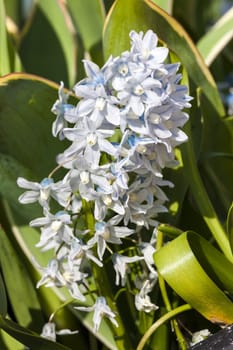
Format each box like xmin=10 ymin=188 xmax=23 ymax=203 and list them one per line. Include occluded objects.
xmin=197 ymin=7 xmax=233 ymax=66
xmin=66 ymin=0 xmax=105 ymax=51
xmin=0 ymin=329 xmax=25 ymax=350
xmin=154 ymin=231 xmax=233 ymax=324
xmin=150 ymin=0 xmax=173 ymax=14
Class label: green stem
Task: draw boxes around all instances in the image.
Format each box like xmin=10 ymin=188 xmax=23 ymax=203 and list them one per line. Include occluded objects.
xmin=84 ymin=201 xmax=132 ymax=350
xmin=182 ymin=121 xmax=233 ymax=262
xmin=136 ymin=304 xmax=191 ymax=350
xmin=156 ymin=230 xmax=188 ymax=350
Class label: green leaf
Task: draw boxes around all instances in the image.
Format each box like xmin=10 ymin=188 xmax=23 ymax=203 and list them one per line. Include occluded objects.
xmin=0 ymin=73 xmax=70 ymax=180
xmin=0 ymin=227 xmax=45 ymax=331
xmin=0 ymin=329 xmax=25 ymax=350
xmin=67 ymin=0 xmax=105 ymax=51
xmin=103 ymin=0 xmax=224 ymax=116
xmin=19 ymin=1 xmax=77 ymax=86
xmin=154 ymin=231 xmax=233 ymax=324
xmin=197 ymin=6 xmax=233 ymax=66
xmin=0 ymin=272 xmax=7 ymax=317
xmin=150 ymin=0 xmax=173 ymax=14
xmin=0 ymin=315 xmax=71 ymax=350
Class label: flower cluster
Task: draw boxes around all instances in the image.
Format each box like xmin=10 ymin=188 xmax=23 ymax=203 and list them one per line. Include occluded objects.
xmin=17 ymin=30 xmax=191 ymax=334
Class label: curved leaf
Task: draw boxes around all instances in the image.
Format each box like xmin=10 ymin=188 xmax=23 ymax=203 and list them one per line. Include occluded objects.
xmin=66 ymin=0 xmax=105 ymax=51
xmin=154 ymin=231 xmax=233 ymax=324
xmin=197 ymin=6 xmax=233 ymax=66
xmin=103 ymin=0 xmax=224 ymax=116
xmin=19 ymin=1 xmax=77 ymax=86
xmin=150 ymin=0 xmax=173 ymax=14
xmin=0 ymin=315 xmax=71 ymax=350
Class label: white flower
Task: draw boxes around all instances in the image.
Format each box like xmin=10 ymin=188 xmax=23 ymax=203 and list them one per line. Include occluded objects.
xmin=130 ymin=30 xmax=169 ymax=68
xmin=190 ymin=329 xmax=211 ymax=346
xmin=51 ymin=81 xmax=74 ymax=139
xmin=112 ymin=253 xmax=144 ymax=286
xmin=135 ymin=280 xmax=159 ymax=313
xmin=30 ymin=210 xmax=74 ymax=250
xmin=41 ymin=322 xmax=78 ymax=342
xmin=75 ymin=296 xmax=118 ymax=333
xmin=17 ymin=177 xmax=71 ymax=209
xmin=87 ymin=219 xmax=134 ymax=260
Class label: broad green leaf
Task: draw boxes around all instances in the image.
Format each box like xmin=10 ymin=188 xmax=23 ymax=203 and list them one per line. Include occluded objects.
xmin=38 ymin=0 xmax=77 ymax=86
xmin=67 ymin=0 xmax=105 ymax=51
xmin=197 ymin=6 xmax=233 ymax=66
xmin=176 ymin=65 xmax=233 ymax=260
xmin=150 ymin=0 xmax=173 ymax=14
xmin=103 ymin=0 xmax=224 ymax=116
xmin=19 ymin=2 xmax=77 ymax=87
xmin=0 ymin=73 xmax=70 ymax=180
xmin=0 ymin=272 xmax=7 ymax=317
xmin=154 ymin=231 xmax=233 ymax=324
xmin=0 ymin=227 xmax=44 ymax=331
xmin=0 ymin=315 xmax=71 ymax=350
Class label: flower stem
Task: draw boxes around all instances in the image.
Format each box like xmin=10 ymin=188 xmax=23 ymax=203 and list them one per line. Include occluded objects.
xmin=136 ymin=304 xmax=191 ymax=350
xmin=84 ymin=203 xmax=132 ymax=350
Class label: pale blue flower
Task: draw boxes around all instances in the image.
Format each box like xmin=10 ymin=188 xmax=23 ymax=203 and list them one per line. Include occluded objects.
xmin=75 ymin=296 xmax=118 ymax=332
xmin=87 ymin=219 xmax=134 ymax=260
xmin=68 ymin=237 xmax=103 ymax=269
xmin=41 ymin=322 xmax=78 ymax=342
xmin=113 ymin=253 xmax=144 ymax=286
xmin=30 ymin=210 xmax=74 ymax=251
xmin=130 ymin=30 xmax=169 ymax=68
xmin=17 ymin=177 xmax=71 ymax=209
xmin=135 ymin=280 xmax=159 ymax=313
xmin=51 ymin=81 xmax=74 ymax=139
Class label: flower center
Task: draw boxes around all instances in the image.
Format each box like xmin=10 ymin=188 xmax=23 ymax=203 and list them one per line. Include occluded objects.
xmin=87 ymin=133 xmax=97 ymax=145
xmin=150 ymin=113 xmax=161 ymax=124
xmin=103 ymin=195 xmax=112 ymax=206
xmin=95 ymin=97 xmax=105 ymax=111
xmin=51 ymin=220 xmax=62 ymax=232
xmin=134 ymin=84 xmax=144 ymax=96
xmin=118 ymin=63 xmax=128 ymax=76
xmin=80 ymin=171 xmax=90 ymax=184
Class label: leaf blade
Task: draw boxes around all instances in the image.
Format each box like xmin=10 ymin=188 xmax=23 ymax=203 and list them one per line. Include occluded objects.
xmin=154 ymin=231 xmax=233 ymax=324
